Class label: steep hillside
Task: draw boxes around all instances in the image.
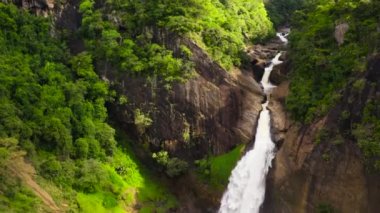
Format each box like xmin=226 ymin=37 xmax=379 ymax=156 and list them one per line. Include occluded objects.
xmin=265 ymin=0 xmax=380 ymax=212
xmin=0 ymin=0 xmax=276 ymax=212
xmin=0 ymin=3 xmax=177 ymax=212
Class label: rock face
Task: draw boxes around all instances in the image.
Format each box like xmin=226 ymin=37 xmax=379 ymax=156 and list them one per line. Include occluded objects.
xmin=264 ymin=55 xmax=380 ymax=213
xmin=335 ymin=22 xmax=349 ymax=46
xmin=264 ymin=119 xmax=370 ymax=213
xmin=268 ymin=81 xmax=289 ymax=145
xmin=8 ymin=0 xmax=54 ymax=16
xmin=246 ymin=37 xmax=286 ymax=81
xmin=269 ymin=54 xmax=290 ymax=85
xmin=106 ymin=31 xmax=264 ymax=158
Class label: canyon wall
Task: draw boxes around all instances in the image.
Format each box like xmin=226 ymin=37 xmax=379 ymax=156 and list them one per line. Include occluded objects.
xmin=106 ymin=32 xmax=265 ymax=159
xmin=264 ymin=54 xmax=380 ymax=213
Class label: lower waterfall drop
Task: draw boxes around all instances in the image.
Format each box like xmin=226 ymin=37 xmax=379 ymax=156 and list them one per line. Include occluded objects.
xmin=219 ymin=46 xmax=285 ymax=213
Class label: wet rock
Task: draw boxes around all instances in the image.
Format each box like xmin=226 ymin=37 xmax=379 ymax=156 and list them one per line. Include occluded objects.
xmin=279 ymin=51 xmax=288 ymax=61
xmin=268 ymin=100 xmax=287 ymax=146
xmin=268 ymin=80 xmax=289 ymax=147
xmin=269 ymin=61 xmax=289 ymax=85
xmin=251 ymin=58 xmax=266 ymax=82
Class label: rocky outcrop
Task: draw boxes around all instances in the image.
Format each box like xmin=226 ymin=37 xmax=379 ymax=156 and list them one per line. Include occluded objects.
xmin=268 ymin=81 xmax=289 ymax=145
xmin=251 ymin=58 xmax=267 ymax=82
xmin=269 ymin=53 xmax=290 ymax=85
xmin=335 ymin=22 xmax=349 ymax=46
xmin=246 ymin=37 xmax=286 ymax=81
xmin=7 ymin=0 xmax=54 ymax=16
xmin=264 ymin=54 xmax=380 ymax=213
xmin=106 ymin=32 xmax=264 ymax=159
xmin=264 ymin=118 xmax=371 ymax=213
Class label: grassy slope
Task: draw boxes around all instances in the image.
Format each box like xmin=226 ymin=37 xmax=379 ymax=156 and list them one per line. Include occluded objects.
xmin=196 ymin=144 xmax=245 ymax=190
xmin=72 ymin=130 xmax=178 ymax=212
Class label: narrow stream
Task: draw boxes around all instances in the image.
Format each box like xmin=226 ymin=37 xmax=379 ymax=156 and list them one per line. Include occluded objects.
xmin=219 ymin=33 xmax=288 ymax=213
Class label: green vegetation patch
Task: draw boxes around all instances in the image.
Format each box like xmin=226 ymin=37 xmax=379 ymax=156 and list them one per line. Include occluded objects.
xmin=265 ymin=0 xmax=304 ymax=27
xmin=79 ymin=0 xmax=273 ymax=72
xmin=353 ymin=100 xmax=380 ymax=171
xmin=0 ymin=138 xmax=41 ymax=213
xmin=0 ymin=3 xmax=178 ymax=212
xmin=111 ymin=131 xmax=178 ymax=211
xmin=77 ymin=192 xmax=125 ymax=213
xmin=286 ymin=0 xmax=380 ymax=122
xmin=286 ymin=0 xmax=380 ymax=171
xmin=196 ymin=144 xmax=245 ymax=189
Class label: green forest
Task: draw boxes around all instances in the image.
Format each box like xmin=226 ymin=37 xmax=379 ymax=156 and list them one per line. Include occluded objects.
xmin=0 ymin=3 xmax=179 ymax=212
xmin=285 ymin=0 xmax=380 ymax=171
xmin=1 ymin=0 xmax=380 ymax=212
xmin=0 ymin=0 xmax=273 ymax=212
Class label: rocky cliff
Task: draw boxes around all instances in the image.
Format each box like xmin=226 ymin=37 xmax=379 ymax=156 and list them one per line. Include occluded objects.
xmin=264 ymin=53 xmax=380 ymax=213
xmin=106 ymin=31 xmax=265 ymax=159
xmin=103 ymin=31 xmax=270 ymax=212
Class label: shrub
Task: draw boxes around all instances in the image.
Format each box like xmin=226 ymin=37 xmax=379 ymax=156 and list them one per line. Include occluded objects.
xmin=102 ymin=193 xmax=118 ymax=208
xmin=40 ymin=158 xmax=62 ymax=180
xmin=134 ymin=109 xmax=153 ymax=134
xmin=166 ymin=158 xmax=189 ymax=177
xmin=317 ymin=203 xmax=335 ymax=213
xmin=118 ymin=95 xmax=128 ymax=105
xmin=153 ymin=151 xmax=188 ymax=177
xmin=74 ymin=159 xmax=107 ymax=193
xmin=75 ymin=138 xmax=89 ymax=159
xmin=152 ymin=151 xmax=169 ymax=166
xmin=353 ymin=79 xmax=366 ymax=91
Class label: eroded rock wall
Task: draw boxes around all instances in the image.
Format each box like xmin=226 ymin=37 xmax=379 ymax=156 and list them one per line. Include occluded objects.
xmin=264 ymin=55 xmax=380 ymax=213
xmin=106 ymin=31 xmax=264 ymax=159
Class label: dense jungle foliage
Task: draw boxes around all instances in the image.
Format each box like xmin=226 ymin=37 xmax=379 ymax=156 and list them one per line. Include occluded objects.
xmin=0 ymin=3 xmax=177 ymax=212
xmin=0 ymin=0 xmax=275 ymax=211
xmin=3 ymin=0 xmax=380 ymax=211
xmin=265 ymin=0 xmax=305 ymax=27
xmin=79 ymin=0 xmax=273 ymax=71
xmin=287 ymin=0 xmax=380 ymax=122
xmin=286 ymin=0 xmax=380 ymax=170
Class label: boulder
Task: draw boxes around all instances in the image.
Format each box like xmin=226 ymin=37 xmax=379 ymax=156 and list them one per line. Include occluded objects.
xmin=251 ymin=58 xmax=266 ymax=82
xmin=269 ymin=61 xmax=289 ymax=85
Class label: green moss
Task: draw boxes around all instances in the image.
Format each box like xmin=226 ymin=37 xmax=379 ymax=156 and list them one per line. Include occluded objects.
xmin=316 ymin=202 xmax=335 ymax=213
xmin=332 ymin=135 xmax=344 ymax=146
xmin=353 ymin=79 xmax=366 ymax=91
xmin=322 ymin=153 xmax=330 ymax=162
xmin=134 ymin=109 xmax=153 ymax=135
xmin=340 ymin=110 xmax=350 ymax=120
xmin=315 ymin=128 xmax=329 ymax=145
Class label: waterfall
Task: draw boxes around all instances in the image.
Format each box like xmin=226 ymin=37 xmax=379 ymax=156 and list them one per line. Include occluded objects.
xmin=276 ymin=32 xmax=289 ymax=44
xmin=219 ymin=33 xmax=287 ymax=213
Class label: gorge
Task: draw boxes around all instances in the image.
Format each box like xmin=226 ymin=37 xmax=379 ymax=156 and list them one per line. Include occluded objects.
xmin=219 ymin=33 xmax=288 ymax=213
xmin=1 ymin=0 xmax=380 ymax=212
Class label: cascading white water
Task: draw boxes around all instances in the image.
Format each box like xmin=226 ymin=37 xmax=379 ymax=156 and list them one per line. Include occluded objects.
xmin=276 ymin=32 xmax=289 ymax=44
xmin=219 ymin=32 xmax=288 ymax=213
